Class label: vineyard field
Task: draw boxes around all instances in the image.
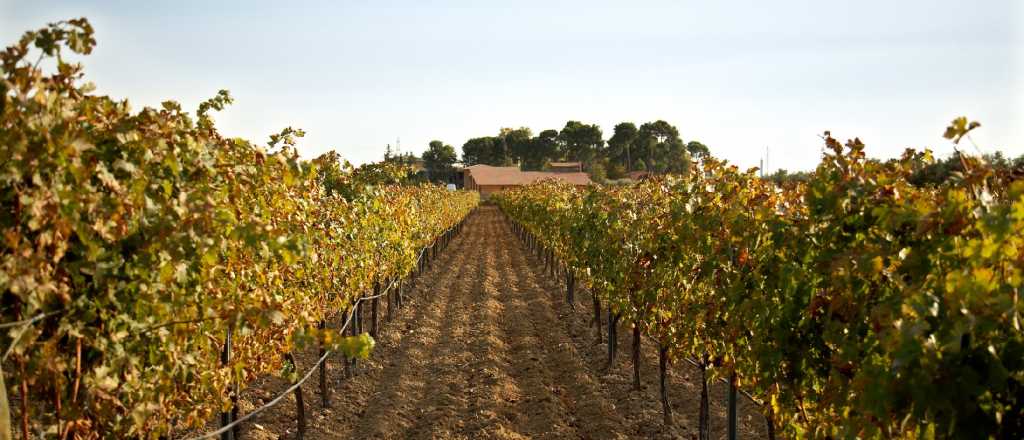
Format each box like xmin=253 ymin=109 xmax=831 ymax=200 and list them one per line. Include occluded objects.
xmin=219 ymin=206 xmax=768 ymax=440
xmin=495 ymin=143 xmax=1024 ymax=438
xmin=2 ymin=15 xmax=1022 ymax=440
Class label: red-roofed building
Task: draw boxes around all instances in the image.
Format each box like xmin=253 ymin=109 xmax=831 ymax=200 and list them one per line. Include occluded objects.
xmin=462 ymin=164 xmax=592 ymax=198
xmin=547 ymin=161 xmax=583 ymax=173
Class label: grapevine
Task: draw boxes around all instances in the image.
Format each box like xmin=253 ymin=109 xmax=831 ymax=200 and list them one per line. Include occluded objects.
xmin=495 ymin=137 xmax=1023 ymax=437
xmin=0 ymin=19 xmax=478 ymax=438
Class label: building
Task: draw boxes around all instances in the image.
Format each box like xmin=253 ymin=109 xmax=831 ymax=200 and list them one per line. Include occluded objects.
xmin=546 ymin=161 xmax=583 ymax=173
xmin=462 ymin=164 xmax=592 ymax=198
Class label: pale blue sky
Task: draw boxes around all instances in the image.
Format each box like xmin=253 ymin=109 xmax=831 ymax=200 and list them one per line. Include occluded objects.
xmin=2 ymin=1 xmax=1021 ymax=171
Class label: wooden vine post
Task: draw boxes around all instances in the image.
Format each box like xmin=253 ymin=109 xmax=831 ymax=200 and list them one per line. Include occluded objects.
xmin=659 ymin=346 xmax=673 ymax=426
xmin=397 ymin=279 xmax=404 ymax=308
xmin=386 ymin=279 xmax=394 ymax=322
xmin=371 ymin=282 xmax=380 ymax=338
xmin=342 ymin=307 xmax=352 ymax=379
xmin=350 ymin=302 xmax=360 ymax=373
xmin=632 ymin=324 xmax=641 ymax=391
xmin=566 ymin=269 xmax=575 ymax=308
xmin=699 ymin=359 xmax=710 ymax=440
xmin=356 ymin=300 xmax=364 ymax=335
xmin=284 ymin=353 xmax=306 ymax=440
xmin=431 ymin=240 xmax=437 ymax=266
xmin=318 ymin=320 xmax=329 ymax=409
xmin=0 ymin=363 xmax=11 ymax=440
xmin=728 ymin=372 xmax=737 ymax=440
xmin=219 ymin=328 xmax=235 ymax=440
xmin=605 ymin=310 xmax=620 ymax=370
xmin=423 ymin=245 xmax=429 ymax=271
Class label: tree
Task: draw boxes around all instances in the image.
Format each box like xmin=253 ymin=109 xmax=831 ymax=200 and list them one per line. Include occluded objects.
xmin=685 ymin=141 xmax=710 ymax=160
xmin=558 ymin=121 xmax=604 ymax=165
xmin=423 ymin=140 xmax=457 ymax=183
xmin=589 ymin=161 xmax=608 ymax=183
xmin=905 ymin=150 xmax=1024 ymax=187
xmin=521 ymin=129 xmax=560 ymax=170
xmin=607 ymin=122 xmax=638 ymax=171
xmin=766 ymin=168 xmax=812 ymax=186
xmin=637 ymin=120 xmax=683 ymax=173
xmin=664 ymin=142 xmax=692 ymax=174
xmin=500 ymin=127 xmax=533 ymax=166
xmin=607 ymin=161 xmax=627 ymax=180
xmin=461 ymin=137 xmax=487 ymax=165
xmin=383 ymin=144 xmax=419 ymax=167
xmin=462 ymin=136 xmax=508 ymax=166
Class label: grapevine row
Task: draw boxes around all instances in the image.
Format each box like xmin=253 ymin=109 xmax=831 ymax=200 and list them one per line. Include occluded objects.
xmin=1 ymin=19 xmax=479 ymax=438
xmin=494 ymin=137 xmax=1023 ymax=438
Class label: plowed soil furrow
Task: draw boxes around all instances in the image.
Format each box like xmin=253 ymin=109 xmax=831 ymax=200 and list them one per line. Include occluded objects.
xmin=498 ymin=220 xmax=629 ymax=440
xmin=228 ymin=206 xmax=767 ymax=440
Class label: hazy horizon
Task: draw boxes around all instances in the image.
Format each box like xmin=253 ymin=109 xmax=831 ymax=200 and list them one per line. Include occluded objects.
xmin=2 ymin=0 xmax=1021 ymax=172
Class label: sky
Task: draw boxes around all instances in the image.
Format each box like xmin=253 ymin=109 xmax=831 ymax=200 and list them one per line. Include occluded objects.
xmin=2 ymin=1 xmax=1022 ymax=172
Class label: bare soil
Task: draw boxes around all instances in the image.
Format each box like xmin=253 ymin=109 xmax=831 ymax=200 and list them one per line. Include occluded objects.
xmin=216 ymin=206 xmax=768 ymax=440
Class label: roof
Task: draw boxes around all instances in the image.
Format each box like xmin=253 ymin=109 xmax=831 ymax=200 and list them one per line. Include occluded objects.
xmin=465 ymin=165 xmax=592 ymax=186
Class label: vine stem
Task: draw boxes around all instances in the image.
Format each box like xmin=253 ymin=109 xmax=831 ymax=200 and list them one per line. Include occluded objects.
xmin=18 ymin=356 xmax=28 ymax=440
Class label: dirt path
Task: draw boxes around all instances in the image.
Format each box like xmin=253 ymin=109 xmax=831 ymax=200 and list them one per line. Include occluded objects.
xmin=228 ymin=206 xmax=768 ymax=439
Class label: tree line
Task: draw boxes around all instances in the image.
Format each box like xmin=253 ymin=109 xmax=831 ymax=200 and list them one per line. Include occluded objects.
xmin=412 ymin=120 xmax=711 ymax=183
